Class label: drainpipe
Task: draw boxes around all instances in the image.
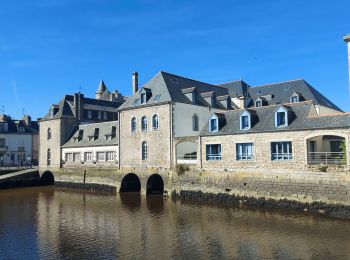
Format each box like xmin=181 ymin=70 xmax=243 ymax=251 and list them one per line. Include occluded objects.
xmin=199 ymin=135 xmax=202 ymax=169
xmin=169 ymin=102 xmax=173 ymax=170
xmin=118 ymin=111 xmax=121 ymax=170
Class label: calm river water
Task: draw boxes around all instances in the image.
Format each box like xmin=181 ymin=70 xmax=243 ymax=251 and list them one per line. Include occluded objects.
xmin=1 ymin=187 xmax=350 ymax=260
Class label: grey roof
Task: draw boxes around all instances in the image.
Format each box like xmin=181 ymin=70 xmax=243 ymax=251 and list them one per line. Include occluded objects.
xmin=0 ymin=115 xmax=39 ymax=134
xmin=41 ymin=94 xmax=123 ymax=121
xmin=247 ymin=79 xmax=342 ymax=111
xmin=62 ymin=121 xmax=118 ymax=148
xmin=118 ymin=71 xmax=229 ymax=110
xmin=218 ymin=80 xmax=250 ymax=97
xmin=201 ymin=101 xmax=350 ymax=136
xmin=97 ymin=80 xmax=107 ymax=93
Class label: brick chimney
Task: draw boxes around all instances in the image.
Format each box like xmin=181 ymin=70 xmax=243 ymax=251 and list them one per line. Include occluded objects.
xmin=132 ymin=72 xmax=138 ymax=95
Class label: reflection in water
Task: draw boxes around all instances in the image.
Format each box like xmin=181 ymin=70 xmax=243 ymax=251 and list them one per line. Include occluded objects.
xmin=0 ymin=187 xmax=350 ymax=259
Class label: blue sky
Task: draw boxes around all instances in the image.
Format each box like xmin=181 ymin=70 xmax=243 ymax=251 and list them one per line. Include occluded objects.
xmin=0 ymin=0 xmax=349 ymax=119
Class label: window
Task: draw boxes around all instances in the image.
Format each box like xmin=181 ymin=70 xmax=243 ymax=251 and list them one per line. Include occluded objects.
xmin=255 ymin=100 xmax=262 ymax=107
xmin=47 ymin=128 xmax=52 ymax=140
xmin=103 ymin=112 xmax=108 ymax=120
xmin=271 ymin=141 xmax=293 ymax=160
xmin=65 ymin=153 xmax=73 ymax=162
xmin=0 ymin=123 xmax=8 ymax=132
xmin=94 ymin=128 xmax=99 ymax=140
xmin=87 ymin=110 xmax=92 ymax=119
xmin=106 ymin=151 xmax=115 ymax=161
xmin=152 ymin=114 xmax=159 ymax=130
xmin=98 ymin=111 xmax=102 ymax=120
xmin=192 ymin=114 xmax=199 ymax=131
xmin=73 ymin=153 xmax=81 ymax=162
xmin=142 ymin=141 xmax=148 ymax=160
xmin=236 ymin=143 xmax=254 ymax=160
xmin=0 ymin=138 xmax=5 ymax=147
xmin=276 ymin=112 xmax=286 ymax=127
xmin=131 ymin=117 xmax=137 ymax=133
xmin=291 ymin=96 xmax=299 ymax=103
xmin=140 ymin=93 xmax=146 ymax=104
xmin=84 ymin=152 xmax=93 ymax=162
xmin=18 ymin=126 xmax=25 ymax=133
xmin=141 ymin=116 xmax=147 ymax=131
xmin=206 ymin=144 xmax=221 ymax=160
xmin=240 ymin=111 xmax=251 ymax=130
xmin=78 ymin=130 xmax=84 ymax=141
xmin=111 ymin=126 xmax=116 ymax=138
xmin=47 ymin=149 xmax=51 ymax=165
xmin=97 ymin=152 xmax=105 ymax=162
xmin=209 ymin=118 xmax=218 ymax=132
xmin=154 ymin=94 xmax=161 ymax=102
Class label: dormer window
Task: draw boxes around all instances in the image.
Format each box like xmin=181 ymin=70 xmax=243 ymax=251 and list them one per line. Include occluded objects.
xmin=87 ymin=110 xmax=92 ymax=119
xmin=275 ymin=107 xmax=288 ymax=127
xmin=209 ymin=117 xmax=218 ymax=132
xmin=240 ymin=111 xmax=251 ymax=130
xmin=94 ymin=128 xmax=99 ymax=140
xmin=78 ymin=130 xmax=84 ymax=141
xmin=111 ymin=126 xmax=116 ymax=138
xmin=255 ymin=100 xmax=262 ymax=107
xmin=140 ymin=93 xmax=146 ymax=104
xmin=290 ymin=95 xmax=299 ymax=103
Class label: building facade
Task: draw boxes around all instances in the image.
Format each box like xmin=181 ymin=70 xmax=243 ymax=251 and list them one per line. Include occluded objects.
xmin=0 ymin=114 xmax=39 ymax=167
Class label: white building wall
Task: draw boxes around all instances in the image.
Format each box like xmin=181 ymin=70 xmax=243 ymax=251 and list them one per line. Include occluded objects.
xmin=0 ymin=134 xmax=33 ymax=166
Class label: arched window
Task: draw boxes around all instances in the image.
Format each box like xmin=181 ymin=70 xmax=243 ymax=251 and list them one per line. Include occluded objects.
xmin=47 ymin=128 xmax=52 ymax=140
xmin=192 ymin=114 xmax=199 ymax=131
xmin=142 ymin=141 xmax=148 ymax=160
xmin=141 ymin=116 xmax=147 ymax=131
xmin=152 ymin=114 xmax=159 ymax=130
xmin=131 ymin=117 xmax=137 ymax=133
xmin=47 ymin=149 xmax=51 ymax=165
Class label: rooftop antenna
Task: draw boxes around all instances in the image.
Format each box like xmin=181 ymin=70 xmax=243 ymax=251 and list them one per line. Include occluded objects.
xmin=1 ymin=105 xmax=5 ymax=114
xmin=22 ymin=107 xmax=25 ymax=116
xmin=79 ymin=85 xmax=83 ymax=93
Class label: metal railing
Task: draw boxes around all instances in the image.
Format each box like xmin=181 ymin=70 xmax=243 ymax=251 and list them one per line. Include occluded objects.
xmin=236 ymin=154 xmax=254 ymax=160
xmin=206 ymin=154 xmax=222 ymax=161
xmin=271 ymin=153 xmax=293 ymax=161
xmin=307 ymin=152 xmax=346 ymax=165
xmin=176 ymin=154 xmax=197 ymax=164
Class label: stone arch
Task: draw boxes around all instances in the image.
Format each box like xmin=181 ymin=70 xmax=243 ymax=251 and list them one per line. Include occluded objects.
xmin=146 ymin=174 xmax=164 ymax=195
xmin=40 ymin=171 xmax=55 ymax=185
xmin=176 ymin=141 xmax=197 ymax=164
xmin=120 ymin=173 xmax=141 ymax=193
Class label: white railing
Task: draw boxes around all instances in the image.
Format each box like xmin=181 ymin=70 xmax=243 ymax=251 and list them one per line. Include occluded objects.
xmin=236 ymin=154 xmax=254 ymax=160
xmin=271 ymin=153 xmax=293 ymax=160
xmin=308 ymin=152 xmax=346 ymax=165
xmin=176 ymin=154 xmax=197 ymax=164
xmin=206 ymin=154 xmax=222 ymax=161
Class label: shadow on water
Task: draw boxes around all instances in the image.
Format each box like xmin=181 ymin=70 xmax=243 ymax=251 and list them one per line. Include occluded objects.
xmin=146 ymin=195 xmax=164 ymax=214
xmin=119 ymin=192 xmax=141 ymax=211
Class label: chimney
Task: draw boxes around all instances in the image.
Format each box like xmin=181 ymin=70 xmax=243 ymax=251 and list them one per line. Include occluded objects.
xmin=132 ymin=71 xmax=138 ymax=95
xmin=239 ymin=96 xmax=246 ymax=109
xmin=74 ymin=93 xmax=84 ymax=121
xmin=344 ymin=34 xmax=350 ymax=90
xmin=23 ymin=115 xmax=31 ymax=126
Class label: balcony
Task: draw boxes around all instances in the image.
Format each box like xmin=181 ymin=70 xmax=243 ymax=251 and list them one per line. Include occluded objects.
xmin=308 ymin=152 xmax=346 ymax=165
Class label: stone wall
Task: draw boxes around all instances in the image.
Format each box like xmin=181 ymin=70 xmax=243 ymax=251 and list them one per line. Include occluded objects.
xmin=201 ymin=128 xmax=350 ymax=171
xmin=119 ymin=104 xmax=172 ymax=169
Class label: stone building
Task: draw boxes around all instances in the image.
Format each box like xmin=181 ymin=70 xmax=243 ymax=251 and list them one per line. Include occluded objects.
xmin=0 ymin=114 xmax=39 ymax=166
xmin=38 ymin=81 xmax=124 ymax=172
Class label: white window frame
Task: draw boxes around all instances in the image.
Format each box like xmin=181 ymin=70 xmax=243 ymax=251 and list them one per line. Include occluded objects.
xmin=106 ymin=151 xmax=115 ymax=161
xmin=73 ymin=152 xmax=81 ymax=162
xmin=142 ymin=141 xmax=148 ymax=160
xmin=87 ymin=110 xmax=92 ymax=119
xmin=206 ymin=144 xmax=222 ymax=160
xmin=65 ymin=153 xmax=73 ymax=163
xmin=96 ymin=151 xmax=105 ymax=162
xmin=275 ymin=107 xmax=288 ymax=127
xmin=236 ymin=143 xmax=254 ymax=160
xmin=209 ymin=114 xmax=219 ymax=133
xmin=84 ymin=152 xmax=93 ymax=162
xmin=103 ymin=111 xmax=108 ymax=120
xmin=152 ymin=114 xmax=159 ymax=130
xmin=131 ymin=117 xmax=137 ymax=133
xmin=240 ymin=111 xmax=251 ymax=130
xmin=255 ymin=99 xmax=262 ymax=107
xmin=141 ymin=116 xmax=148 ymax=132
xmin=271 ymin=141 xmax=293 ymax=161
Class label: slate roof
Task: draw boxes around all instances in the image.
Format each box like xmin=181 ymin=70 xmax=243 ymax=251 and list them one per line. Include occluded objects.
xmin=247 ymin=79 xmax=342 ymax=111
xmin=0 ymin=116 xmax=39 ymax=134
xmin=200 ymin=101 xmax=350 ymax=136
xmin=41 ymin=94 xmax=123 ymax=121
xmin=118 ymin=71 xmax=229 ymax=110
xmin=62 ymin=121 xmax=118 ymax=148
xmin=218 ymin=80 xmax=250 ymax=98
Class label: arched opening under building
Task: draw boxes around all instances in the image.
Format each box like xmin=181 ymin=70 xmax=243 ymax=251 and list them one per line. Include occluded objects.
xmin=146 ymin=174 xmax=164 ymax=195
xmin=120 ymin=173 xmax=141 ymax=193
xmin=176 ymin=141 xmax=197 ymax=165
xmin=307 ymin=135 xmax=347 ymax=165
xmin=40 ymin=171 xmax=55 ymax=185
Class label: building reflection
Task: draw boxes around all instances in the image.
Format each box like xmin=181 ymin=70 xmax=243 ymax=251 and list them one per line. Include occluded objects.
xmin=33 ymin=189 xmax=350 ymax=259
